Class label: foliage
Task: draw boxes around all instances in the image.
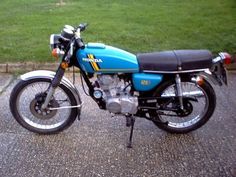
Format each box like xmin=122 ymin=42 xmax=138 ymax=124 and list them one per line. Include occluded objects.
xmin=0 ymin=0 xmax=235 ymax=62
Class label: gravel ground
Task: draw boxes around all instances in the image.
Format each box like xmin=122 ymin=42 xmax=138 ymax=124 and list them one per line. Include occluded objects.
xmin=0 ymin=72 xmax=235 ymax=177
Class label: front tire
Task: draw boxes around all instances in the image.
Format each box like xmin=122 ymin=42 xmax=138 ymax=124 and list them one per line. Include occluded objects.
xmin=10 ymin=78 xmax=78 ymax=134
xmin=150 ymin=77 xmax=216 ymax=133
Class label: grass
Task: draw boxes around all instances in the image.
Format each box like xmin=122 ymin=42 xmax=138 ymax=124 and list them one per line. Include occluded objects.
xmin=0 ymin=0 xmax=235 ymax=62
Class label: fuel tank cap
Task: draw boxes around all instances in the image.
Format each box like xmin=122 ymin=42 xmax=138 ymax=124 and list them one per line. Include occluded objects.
xmin=87 ymin=43 xmax=106 ymax=49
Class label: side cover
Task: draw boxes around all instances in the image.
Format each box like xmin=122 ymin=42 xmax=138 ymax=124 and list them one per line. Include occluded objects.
xmin=132 ymin=73 xmax=163 ymax=91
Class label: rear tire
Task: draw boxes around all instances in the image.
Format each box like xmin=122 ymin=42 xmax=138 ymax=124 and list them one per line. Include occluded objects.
xmin=150 ymin=77 xmax=216 ymax=133
xmin=10 ymin=78 xmax=78 ymax=134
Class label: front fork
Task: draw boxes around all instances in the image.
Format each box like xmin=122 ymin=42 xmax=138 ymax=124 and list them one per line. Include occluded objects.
xmin=41 ymin=65 xmax=65 ymax=109
xmin=175 ymin=74 xmax=184 ymax=110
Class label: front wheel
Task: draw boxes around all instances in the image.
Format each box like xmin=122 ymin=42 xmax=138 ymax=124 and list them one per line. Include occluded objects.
xmin=10 ymin=78 xmax=78 ymax=134
xmin=150 ymin=77 xmax=216 ymax=133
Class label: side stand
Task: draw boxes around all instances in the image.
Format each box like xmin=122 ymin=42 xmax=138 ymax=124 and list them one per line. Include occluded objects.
xmin=127 ymin=116 xmax=135 ymax=148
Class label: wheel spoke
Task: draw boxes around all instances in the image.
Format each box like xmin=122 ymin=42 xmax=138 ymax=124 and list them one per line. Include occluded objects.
xmin=16 ymin=81 xmax=72 ymax=130
xmin=159 ymin=82 xmax=209 ymax=129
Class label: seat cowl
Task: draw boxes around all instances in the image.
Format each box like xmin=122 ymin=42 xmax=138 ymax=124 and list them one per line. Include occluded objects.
xmin=137 ymin=50 xmax=213 ymax=72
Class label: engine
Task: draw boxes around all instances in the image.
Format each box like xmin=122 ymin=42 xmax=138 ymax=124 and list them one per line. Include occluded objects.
xmin=95 ymin=74 xmax=138 ymax=115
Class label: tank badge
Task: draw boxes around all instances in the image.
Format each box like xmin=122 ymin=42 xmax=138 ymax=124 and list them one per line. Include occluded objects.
xmin=82 ymin=54 xmax=103 ymax=63
xmin=82 ymin=58 xmax=103 ymax=63
xmin=141 ymin=80 xmax=150 ymax=85
xmin=83 ymin=54 xmax=102 ymax=71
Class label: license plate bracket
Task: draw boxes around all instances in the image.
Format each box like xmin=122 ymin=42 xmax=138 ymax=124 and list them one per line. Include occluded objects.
xmin=221 ymin=67 xmax=228 ymax=85
xmin=212 ymin=63 xmax=228 ymax=86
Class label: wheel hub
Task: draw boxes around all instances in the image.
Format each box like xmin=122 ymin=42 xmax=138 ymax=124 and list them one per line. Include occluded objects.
xmin=175 ymin=100 xmax=193 ymax=117
xmin=29 ymin=93 xmax=59 ymax=119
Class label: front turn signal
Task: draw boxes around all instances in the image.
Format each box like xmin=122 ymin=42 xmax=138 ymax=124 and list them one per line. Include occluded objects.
xmin=61 ymin=62 xmax=69 ymax=69
xmin=52 ymin=48 xmax=59 ymax=59
xmin=52 ymin=48 xmax=65 ymax=60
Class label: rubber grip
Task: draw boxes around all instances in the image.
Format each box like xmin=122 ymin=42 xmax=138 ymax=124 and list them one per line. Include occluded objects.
xmin=76 ymin=38 xmax=85 ymax=49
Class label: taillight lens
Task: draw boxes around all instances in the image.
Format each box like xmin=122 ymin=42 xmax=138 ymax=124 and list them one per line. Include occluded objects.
xmin=220 ymin=52 xmax=232 ymax=65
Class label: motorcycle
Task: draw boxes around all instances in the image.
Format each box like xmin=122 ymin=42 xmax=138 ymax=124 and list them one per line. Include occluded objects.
xmin=10 ymin=24 xmax=232 ymax=148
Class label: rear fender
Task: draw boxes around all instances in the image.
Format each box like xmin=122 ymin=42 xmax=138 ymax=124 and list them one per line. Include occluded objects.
xmin=20 ymin=70 xmax=82 ymax=119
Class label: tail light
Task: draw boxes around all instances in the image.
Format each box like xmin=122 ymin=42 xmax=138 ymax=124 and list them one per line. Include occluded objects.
xmin=219 ymin=52 xmax=232 ymax=65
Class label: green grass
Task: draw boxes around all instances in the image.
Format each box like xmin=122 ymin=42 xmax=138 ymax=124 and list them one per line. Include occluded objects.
xmin=0 ymin=0 xmax=235 ymax=62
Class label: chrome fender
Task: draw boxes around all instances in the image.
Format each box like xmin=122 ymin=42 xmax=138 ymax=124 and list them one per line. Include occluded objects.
xmin=20 ymin=70 xmax=82 ymax=119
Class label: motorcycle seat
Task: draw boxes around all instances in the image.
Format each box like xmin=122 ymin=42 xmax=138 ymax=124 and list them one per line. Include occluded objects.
xmin=137 ymin=50 xmax=213 ymax=72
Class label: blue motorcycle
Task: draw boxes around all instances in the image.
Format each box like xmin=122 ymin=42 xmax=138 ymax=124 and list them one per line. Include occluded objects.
xmin=10 ymin=24 xmax=232 ymax=147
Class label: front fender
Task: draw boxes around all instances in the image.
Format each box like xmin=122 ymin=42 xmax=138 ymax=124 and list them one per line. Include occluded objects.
xmin=20 ymin=70 xmax=82 ymax=119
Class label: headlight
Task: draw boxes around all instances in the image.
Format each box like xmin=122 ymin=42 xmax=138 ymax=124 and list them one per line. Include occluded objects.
xmin=50 ymin=34 xmax=61 ymax=50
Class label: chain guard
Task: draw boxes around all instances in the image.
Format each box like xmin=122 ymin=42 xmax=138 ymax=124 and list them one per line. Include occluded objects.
xmin=137 ymin=96 xmax=196 ymax=118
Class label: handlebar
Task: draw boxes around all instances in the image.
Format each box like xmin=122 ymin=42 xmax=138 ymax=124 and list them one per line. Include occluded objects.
xmin=74 ymin=23 xmax=88 ymax=49
xmin=75 ymin=38 xmax=85 ymax=49
xmin=77 ymin=23 xmax=88 ymax=32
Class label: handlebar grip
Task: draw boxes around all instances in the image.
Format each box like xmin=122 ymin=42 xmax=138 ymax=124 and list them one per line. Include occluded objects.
xmin=76 ymin=38 xmax=85 ymax=49
xmin=78 ymin=23 xmax=88 ymax=32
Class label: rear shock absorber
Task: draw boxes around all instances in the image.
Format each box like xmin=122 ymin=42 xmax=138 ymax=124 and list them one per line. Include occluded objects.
xmin=175 ymin=74 xmax=184 ymax=110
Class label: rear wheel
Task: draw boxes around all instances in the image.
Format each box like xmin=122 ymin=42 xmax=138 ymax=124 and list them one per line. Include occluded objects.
xmin=10 ymin=78 xmax=78 ymax=134
xmin=150 ymin=77 xmax=216 ymax=133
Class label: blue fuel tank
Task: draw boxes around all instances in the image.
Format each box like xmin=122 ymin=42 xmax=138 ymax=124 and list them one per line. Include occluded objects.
xmin=76 ymin=43 xmax=139 ymax=73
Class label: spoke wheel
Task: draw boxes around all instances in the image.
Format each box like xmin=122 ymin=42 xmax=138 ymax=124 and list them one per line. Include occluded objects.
xmin=150 ymin=77 xmax=216 ymax=133
xmin=10 ymin=78 xmax=77 ymax=134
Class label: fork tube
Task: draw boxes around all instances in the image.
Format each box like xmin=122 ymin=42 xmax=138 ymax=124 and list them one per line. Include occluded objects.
xmin=41 ymin=87 xmax=55 ymax=109
xmin=41 ymin=66 xmax=65 ymax=109
xmin=175 ymin=74 xmax=184 ymax=109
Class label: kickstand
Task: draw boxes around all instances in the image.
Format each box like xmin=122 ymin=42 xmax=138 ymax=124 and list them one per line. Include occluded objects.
xmin=127 ymin=117 xmax=135 ymax=148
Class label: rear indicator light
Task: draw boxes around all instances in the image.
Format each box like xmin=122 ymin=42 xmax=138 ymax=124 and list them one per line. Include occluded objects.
xmin=196 ymin=76 xmax=204 ymax=86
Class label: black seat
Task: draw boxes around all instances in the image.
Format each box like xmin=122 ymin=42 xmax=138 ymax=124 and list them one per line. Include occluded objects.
xmin=137 ymin=50 xmax=213 ymax=72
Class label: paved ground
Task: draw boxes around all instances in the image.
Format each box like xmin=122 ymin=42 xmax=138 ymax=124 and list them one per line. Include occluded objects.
xmin=0 ymin=72 xmax=235 ymax=177
xmin=0 ymin=73 xmax=13 ymax=94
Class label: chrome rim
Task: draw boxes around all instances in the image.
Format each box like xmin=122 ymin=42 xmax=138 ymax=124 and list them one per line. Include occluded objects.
xmin=16 ymin=81 xmax=72 ymax=130
xmin=160 ymin=82 xmax=209 ymax=129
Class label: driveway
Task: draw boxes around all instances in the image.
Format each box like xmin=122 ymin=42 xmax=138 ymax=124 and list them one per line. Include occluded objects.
xmin=0 ymin=72 xmax=235 ymax=177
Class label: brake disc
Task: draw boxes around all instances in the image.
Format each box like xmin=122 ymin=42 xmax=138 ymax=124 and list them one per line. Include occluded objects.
xmin=29 ymin=94 xmax=59 ymax=119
